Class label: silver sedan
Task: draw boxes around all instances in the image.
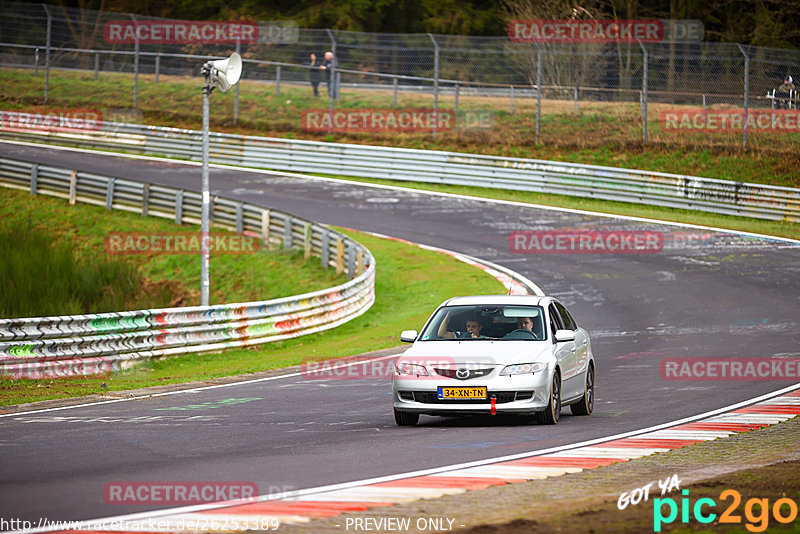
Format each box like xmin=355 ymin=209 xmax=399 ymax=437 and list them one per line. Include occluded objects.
xmin=392 ymin=295 xmax=595 ymax=426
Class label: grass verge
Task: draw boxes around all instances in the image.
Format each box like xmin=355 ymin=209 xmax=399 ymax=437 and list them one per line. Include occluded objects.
xmin=1 ymin=68 xmax=798 ymax=187
xmin=0 ymin=185 xmax=347 ymax=315
xmin=0 ymin=228 xmax=506 ymax=406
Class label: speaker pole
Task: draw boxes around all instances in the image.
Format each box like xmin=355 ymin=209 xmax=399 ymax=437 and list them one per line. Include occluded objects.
xmin=200 ymin=62 xmax=213 ymax=307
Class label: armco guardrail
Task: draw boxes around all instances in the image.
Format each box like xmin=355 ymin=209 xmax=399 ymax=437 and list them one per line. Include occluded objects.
xmin=0 ymin=157 xmax=375 ymax=379
xmin=1 ymin=118 xmax=798 ymax=222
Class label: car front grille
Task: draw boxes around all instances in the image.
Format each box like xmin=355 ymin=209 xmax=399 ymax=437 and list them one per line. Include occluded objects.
xmin=433 ymin=368 xmax=494 ymax=380
xmin=402 ymin=391 xmax=532 ymax=404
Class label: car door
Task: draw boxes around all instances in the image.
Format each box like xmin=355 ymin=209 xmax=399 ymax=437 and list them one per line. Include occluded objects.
xmin=555 ymin=301 xmax=590 ymax=376
xmin=548 ymin=303 xmax=578 ymax=399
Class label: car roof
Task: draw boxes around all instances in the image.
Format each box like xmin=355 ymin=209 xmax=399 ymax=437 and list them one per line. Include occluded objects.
xmin=442 ymin=295 xmax=549 ymax=307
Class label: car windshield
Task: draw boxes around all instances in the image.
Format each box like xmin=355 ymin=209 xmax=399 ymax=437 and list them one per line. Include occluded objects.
xmin=417 ymin=304 xmax=546 ymax=341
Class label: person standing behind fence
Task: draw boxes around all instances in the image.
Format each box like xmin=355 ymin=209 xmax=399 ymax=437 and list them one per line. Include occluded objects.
xmin=320 ymin=51 xmax=338 ymax=98
xmin=306 ymin=53 xmax=322 ymax=97
xmin=777 ymin=75 xmax=795 ymax=109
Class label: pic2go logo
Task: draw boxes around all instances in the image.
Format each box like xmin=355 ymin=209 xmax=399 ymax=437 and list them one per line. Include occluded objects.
xmin=654 ymin=489 xmax=799 ymax=532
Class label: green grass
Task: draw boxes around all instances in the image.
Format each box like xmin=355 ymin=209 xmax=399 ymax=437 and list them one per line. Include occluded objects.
xmin=0 ymin=223 xmax=144 ymax=317
xmin=0 ymin=185 xmax=348 ymax=315
xmin=1 ymin=68 xmax=798 ymax=188
xmin=0 ymin=229 xmax=506 ymax=405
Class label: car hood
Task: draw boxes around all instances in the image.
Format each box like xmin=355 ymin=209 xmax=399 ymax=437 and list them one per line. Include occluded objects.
xmin=400 ymin=340 xmax=551 ymax=366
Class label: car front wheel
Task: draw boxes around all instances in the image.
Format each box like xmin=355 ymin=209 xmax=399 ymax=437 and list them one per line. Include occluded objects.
xmin=537 ymin=372 xmax=561 ymax=425
xmin=394 ymin=408 xmax=419 ymax=426
xmin=570 ymin=363 xmax=594 ymax=416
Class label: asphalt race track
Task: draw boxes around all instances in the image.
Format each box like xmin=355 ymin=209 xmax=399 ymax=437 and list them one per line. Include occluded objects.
xmin=1 ymin=141 xmax=799 ymax=525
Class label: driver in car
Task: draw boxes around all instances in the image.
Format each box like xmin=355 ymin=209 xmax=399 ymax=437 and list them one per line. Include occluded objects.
xmin=437 ymin=312 xmax=484 ymax=339
xmin=517 ymin=317 xmax=535 ymax=331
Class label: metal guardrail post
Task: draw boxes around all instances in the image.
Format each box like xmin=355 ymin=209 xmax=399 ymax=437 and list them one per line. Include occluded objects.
xmin=105 ymin=177 xmax=115 ymax=209
xmin=738 ymin=44 xmax=750 ymax=148
xmin=347 ymin=243 xmax=355 ymax=279
xmin=30 ymin=164 xmax=39 ymax=195
xmin=68 ymin=170 xmax=77 ymax=205
xmin=42 ymin=4 xmax=51 ymax=103
xmin=336 ymin=238 xmax=344 ymax=274
xmin=175 ymin=190 xmax=184 ymax=224
xmin=283 ymin=216 xmax=293 ymax=248
xmin=141 ymin=183 xmax=149 ymax=216
xmin=235 ymin=202 xmax=244 ymax=234
xmin=261 ymin=209 xmax=271 ymax=247
xmin=321 ymin=231 xmax=330 ymax=268
xmin=428 ymin=33 xmax=439 ymax=140
xmin=304 ymin=223 xmax=312 ymax=259
xmin=130 ymin=14 xmax=140 ymax=108
xmin=639 ymin=41 xmax=648 ymax=144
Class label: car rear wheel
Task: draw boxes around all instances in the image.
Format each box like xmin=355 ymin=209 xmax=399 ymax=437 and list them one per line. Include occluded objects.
xmin=537 ymin=372 xmax=561 ymax=425
xmin=570 ymin=363 xmax=594 ymax=416
xmin=394 ymin=408 xmax=419 ymax=426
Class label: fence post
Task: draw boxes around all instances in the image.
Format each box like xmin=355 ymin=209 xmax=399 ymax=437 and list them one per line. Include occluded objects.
xmin=392 ymin=77 xmax=398 ymax=107
xmin=535 ymin=43 xmax=542 ymax=144
xmin=34 ymin=47 xmax=40 ymax=76
xmin=510 ymin=85 xmax=515 ymax=114
xmin=42 ymin=4 xmax=52 ymax=103
xmin=702 ymin=94 xmax=706 ymax=118
xmin=428 ymin=33 xmax=439 ymax=140
xmin=454 ymin=82 xmax=459 ymax=112
xmin=638 ymin=41 xmax=648 ymax=144
xmin=155 ymin=53 xmax=160 ymax=83
xmin=738 ymin=44 xmax=750 ymax=148
xmin=574 ymin=85 xmax=578 ymax=113
xmin=275 ymin=65 xmax=281 ymax=95
xmin=130 ymin=14 xmax=139 ymax=108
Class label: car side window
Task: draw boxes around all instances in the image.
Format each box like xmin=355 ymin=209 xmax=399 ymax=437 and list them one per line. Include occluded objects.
xmin=554 ymin=302 xmax=577 ymax=330
xmin=548 ymin=304 xmax=564 ymax=339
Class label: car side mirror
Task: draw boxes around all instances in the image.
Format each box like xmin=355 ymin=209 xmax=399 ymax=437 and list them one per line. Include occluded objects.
xmin=400 ymin=330 xmax=418 ymax=343
xmin=554 ymin=329 xmax=576 ymax=343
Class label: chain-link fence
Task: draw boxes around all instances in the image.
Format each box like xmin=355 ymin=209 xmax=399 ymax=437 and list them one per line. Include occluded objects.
xmin=1 ymin=1 xmax=799 ymax=150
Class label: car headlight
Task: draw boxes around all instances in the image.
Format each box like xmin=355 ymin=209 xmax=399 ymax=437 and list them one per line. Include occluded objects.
xmin=499 ymin=363 xmax=547 ymax=376
xmin=394 ymin=362 xmax=429 ymax=376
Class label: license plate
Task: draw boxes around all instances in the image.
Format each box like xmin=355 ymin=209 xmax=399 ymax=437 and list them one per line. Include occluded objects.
xmin=437 ymin=386 xmax=487 ymax=400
